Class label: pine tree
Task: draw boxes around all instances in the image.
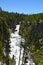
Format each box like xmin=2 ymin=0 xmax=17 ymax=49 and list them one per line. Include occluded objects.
xmin=2 ymin=20 xmax=10 ymax=65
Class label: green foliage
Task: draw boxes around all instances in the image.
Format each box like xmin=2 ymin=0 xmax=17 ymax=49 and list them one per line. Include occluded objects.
xmin=0 ymin=17 xmax=10 ymax=65
xmin=0 ymin=8 xmax=43 ymax=65
xmin=0 ymin=41 xmax=3 ymax=61
xmin=19 ymin=19 xmax=43 ymax=65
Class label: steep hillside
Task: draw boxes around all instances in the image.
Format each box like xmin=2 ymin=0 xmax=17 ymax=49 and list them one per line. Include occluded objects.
xmin=0 ymin=10 xmax=43 ymax=65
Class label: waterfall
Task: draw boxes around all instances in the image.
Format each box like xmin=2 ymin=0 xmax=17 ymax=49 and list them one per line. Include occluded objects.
xmin=10 ymin=24 xmax=23 ymax=65
xmin=9 ymin=24 xmax=35 ymax=65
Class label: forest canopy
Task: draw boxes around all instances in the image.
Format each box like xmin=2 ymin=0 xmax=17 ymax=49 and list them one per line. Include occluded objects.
xmin=0 ymin=8 xmax=43 ymax=65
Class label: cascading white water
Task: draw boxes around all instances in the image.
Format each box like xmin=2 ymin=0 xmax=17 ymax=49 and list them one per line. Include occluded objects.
xmin=9 ymin=24 xmax=35 ymax=65
xmin=10 ymin=25 xmax=23 ymax=65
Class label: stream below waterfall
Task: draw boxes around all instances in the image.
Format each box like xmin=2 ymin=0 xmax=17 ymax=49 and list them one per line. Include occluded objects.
xmin=10 ymin=24 xmax=35 ymax=65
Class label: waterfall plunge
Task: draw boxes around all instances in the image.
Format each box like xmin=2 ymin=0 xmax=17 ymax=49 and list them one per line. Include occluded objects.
xmin=10 ymin=25 xmax=23 ymax=65
xmin=9 ymin=24 xmax=35 ymax=65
